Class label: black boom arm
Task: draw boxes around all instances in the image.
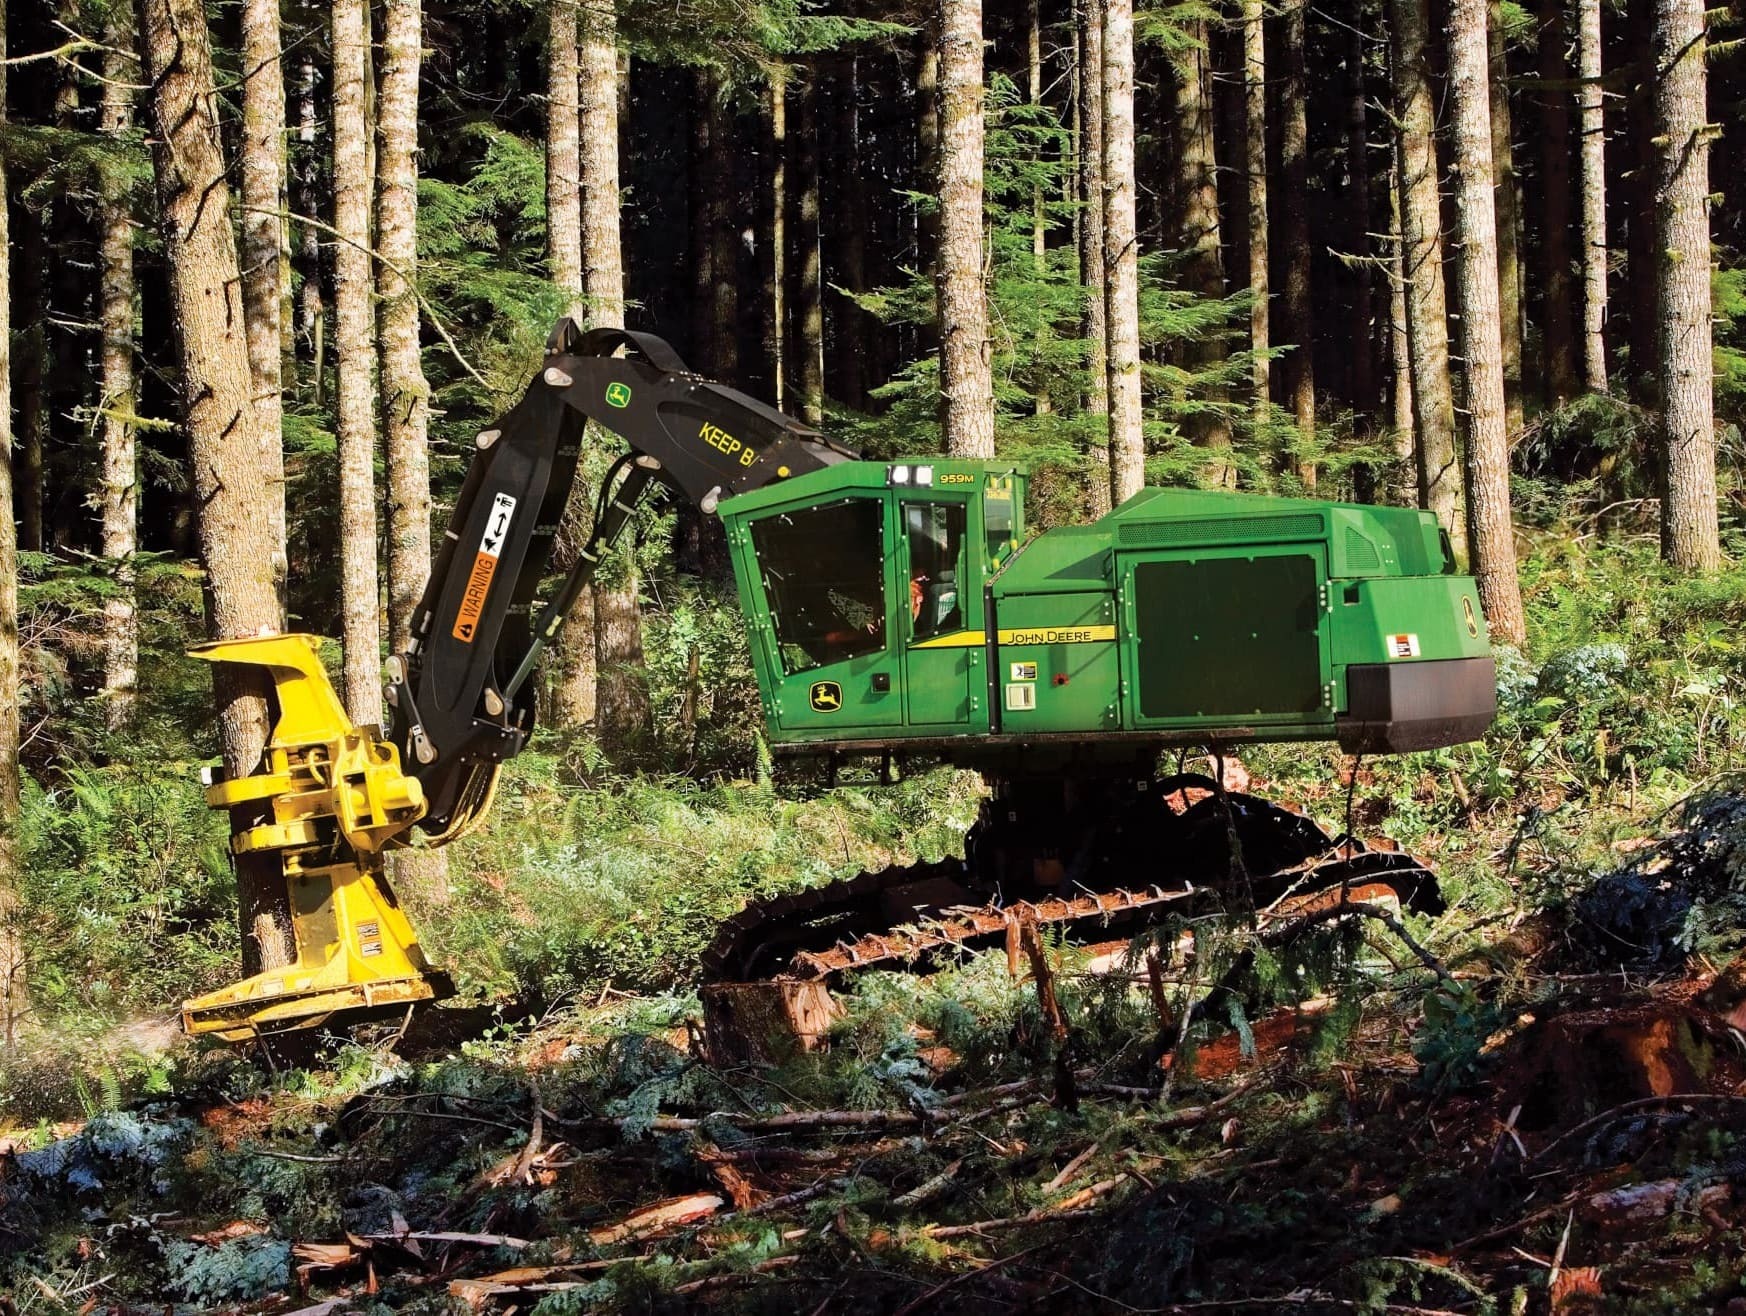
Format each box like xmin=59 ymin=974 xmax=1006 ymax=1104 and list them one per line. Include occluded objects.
xmin=385 ymin=320 xmax=855 ymax=838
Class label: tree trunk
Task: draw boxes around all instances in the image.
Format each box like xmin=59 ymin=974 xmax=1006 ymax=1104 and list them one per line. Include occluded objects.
xmin=914 ymin=37 xmax=942 ymax=356
xmin=378 ymin=0 xmax=445 ymax=900
xmin=706 ymin=76 xmax=738 ymax=381
xmin=1577 ymin=0 xmax=1609 ymax=392
xmin=546 ymin=0 xmax=584 ymax=322
xmin=583 ymin=8 xmax=651 ymax=757
xmin=1347 ymin=23 xmax=1379 ymax=497
xmin=688 ymin=74 xmax=715 ymax=372
xmin=1652 ymin=0 xmax=1717 ymax=569
xmin=832 ymin=61 xmax=870 ymax=408
xmin=1387 ymin=161 xmax=1416 ymax=499
xmin=546 ymin=0 xmax=595 ymax=730
xmin=241 ymin=0 xmax=288 ymax=601
xmin=1448 ymin=0 xmax=1526 ymax=644
xmin=297 ymin=51 xmax=325 ymax=405
xmin=764 ymin=73 xmax=787 ymax=409
xmin=99 ymin=20 xmax=138 ymax=727
xmin=1389 ymin=0 xmax=1464 ymax=555
xmin=1078 ymin=0 xmax=1110 ymax=514
xmin=1103 ymin=0 xmax=1143 ymax=502
xmin=1243 ymin=0 xmax=1269 ymax=419
xmin=1538 ymin=0 xmax=1580 ymax=403
xmin=937 ymin=0 xmax=995 ymax=458
xmin=0 ymin=0 xmax=23 ymax=1048
xmin=333 ymin=0 xmax=381 ymax=726
xmin=139 ymin=0 xmax=292 ymax=974
xmin=1280 ymin=0 xmax=1315 ymax=486
xmin=793 ymin=75 xmax=825 ymax=426
xmin=1488 ymin=0 xmax=1524 ymax=432
xmin=379 ymin=0 xmax=428 ymax=657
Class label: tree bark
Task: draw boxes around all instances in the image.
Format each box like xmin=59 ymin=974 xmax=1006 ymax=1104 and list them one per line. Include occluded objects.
xmin=1448 ymin=0 xmax=1526 ymax=644
xmin=1280 ymin=0 xmax=1315 ymax=486
xmin=1243 ymin=0 xmax=1269 ymax=420
xmin=1078 ymin=0 xmax=1110 ymax=514
xmin=1103 ymin=0 xmax=1143 ymax=502
xmin=582 ymin=9 xmax=651 ymax=756
xmin=1538 ymin=0 xmax=1580 ymax=403
xmin=1488 ymin=0 xmax=1524 ymax=432
xmin=937 ymin=0 xmax=995 ymax=458
xmin=0 ymin=0 xmax=23 ymax=1048
xmin=1578 ymin=0 xmax=1609 ymax=392
xmin=241 ymin=0 xmax=288 ymax=599
xmin=793 ymin=75 xmax=825 ymax=426
xmin=139 ymin=0 xmax=292 ymax=974
xmin=917 ymin=38 xmax=941 ymax=300
xmin=547 ymin=0 xmax=585 ymax=322
xmin=1652 ymin=0 xmax=1717 ymax=569
xmin=1389 ymin=0 xmax=1464 ymax=555
xmin=297 ymin=51 xmax=325 ymax=405
xmin=333 ymin=0 xmax=381 ymax=726
xmin=546 ymin=0 xmax=595 ymax=730
xmin=1347 ymin=23 xmax=1379 ymax=496
xmin=1387 ymin=160 xmax=1416 ymax=499
xmin=705 ymin=75 xmax=738 ymax=381
xmin=99 ymin=18 xmax=138 ymax=727
xmin=764 ymin=73 xmax=787 ymax=410
xmin=13 ymin=214 xmax=43 ymax=555
xmin=379 ymin=0 xmax=428 ymax=657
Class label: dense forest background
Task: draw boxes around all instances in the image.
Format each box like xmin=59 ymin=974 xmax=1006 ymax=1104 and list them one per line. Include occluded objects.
xmin=0 ymin=0 xmax=1744 ymax=1053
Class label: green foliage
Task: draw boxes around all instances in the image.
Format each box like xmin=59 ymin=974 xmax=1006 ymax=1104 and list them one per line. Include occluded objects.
xmin=160 ymin=1236 xmax=291 ymax=1304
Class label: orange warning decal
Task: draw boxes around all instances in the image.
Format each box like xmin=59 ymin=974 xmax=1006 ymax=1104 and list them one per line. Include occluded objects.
xmin=453 ymin=554 xmax=498 ymax=642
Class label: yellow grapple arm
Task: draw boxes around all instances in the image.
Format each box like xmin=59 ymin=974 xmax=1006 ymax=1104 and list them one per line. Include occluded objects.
xmin=180 ymin=634 xmax=452 ymax=1042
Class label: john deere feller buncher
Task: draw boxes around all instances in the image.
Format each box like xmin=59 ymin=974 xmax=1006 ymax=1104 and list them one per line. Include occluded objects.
xmin=181 ymin=321 xmax=1496 ymax=1041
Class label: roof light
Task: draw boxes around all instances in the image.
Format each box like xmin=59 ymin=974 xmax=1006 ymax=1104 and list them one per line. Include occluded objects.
xmin=915 ymin=465 xmax=934 ymax=487
xmin=890 ymin=465 xmax=911 ymax=485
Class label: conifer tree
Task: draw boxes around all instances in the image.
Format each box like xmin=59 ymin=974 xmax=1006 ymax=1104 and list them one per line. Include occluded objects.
xmin=938 ymin=0 xmax=995 ymax=457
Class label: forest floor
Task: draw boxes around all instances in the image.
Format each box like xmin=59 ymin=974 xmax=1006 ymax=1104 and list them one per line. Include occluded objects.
xmin=7 ymin=764 xmax=1746 ymax=1316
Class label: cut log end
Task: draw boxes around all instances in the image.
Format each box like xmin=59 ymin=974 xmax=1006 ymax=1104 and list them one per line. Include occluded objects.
xmin=700 ymin=980 xmax=842 ymax=1066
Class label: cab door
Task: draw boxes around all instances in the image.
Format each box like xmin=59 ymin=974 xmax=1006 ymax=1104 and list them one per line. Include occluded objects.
xmin=745 ymin=495 xmax=905 ymax=736
xmin=898 ymin=498 xmax=983 ymax=734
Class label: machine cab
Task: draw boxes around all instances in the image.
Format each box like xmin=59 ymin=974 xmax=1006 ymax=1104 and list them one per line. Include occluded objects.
xmin=719 ymin=460 xmax=1024 ymax=747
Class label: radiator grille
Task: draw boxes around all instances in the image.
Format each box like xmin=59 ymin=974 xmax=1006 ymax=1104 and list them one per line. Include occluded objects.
xmin=1117 ymin=512 xmax=1323 ymax=548
xmin=1343 ymin=527 xmax=1382 ymax=571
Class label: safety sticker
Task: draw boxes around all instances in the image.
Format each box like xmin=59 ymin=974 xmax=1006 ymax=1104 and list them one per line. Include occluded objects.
xmin=452 ymin=492 xmax=517 ymax=642
xmin=1387 ymin=633 xmax=1421 ymax=659
xmin=358 ymin=921 xmax=383 ymax=958
xmin=1010 ymin=661 xmax=1038 ymax=682
xmin=1005 ymin=683 xmax=1037 ymax=711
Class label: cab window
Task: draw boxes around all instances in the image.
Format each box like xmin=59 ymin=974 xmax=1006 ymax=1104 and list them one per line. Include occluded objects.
xmin=984 ymin=480 xmax=1015 ymax=569
xmin=904 ymin=501 xmax=966 ymax=639
xmin=751 ymin=498 xmax=887 ymax=674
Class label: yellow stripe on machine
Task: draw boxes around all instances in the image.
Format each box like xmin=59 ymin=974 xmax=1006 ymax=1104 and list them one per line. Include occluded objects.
xmin=997 ymin=625 xmax=1117 ymax=645
xmin=910 ymin=629 xmax=987 ymax=649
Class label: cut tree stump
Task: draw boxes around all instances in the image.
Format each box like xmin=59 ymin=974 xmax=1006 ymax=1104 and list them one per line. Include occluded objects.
xmin=701 ymin=980 xmax=842 ymax=1065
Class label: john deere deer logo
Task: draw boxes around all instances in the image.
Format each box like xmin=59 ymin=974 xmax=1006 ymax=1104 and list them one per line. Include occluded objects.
xmin=1462 ymin=595 xmax=1480 ymax=639
xmin=605 ymin=382 xmax=632 ymax=408
xmin=809 ymin=681 xmax=842 ymax=713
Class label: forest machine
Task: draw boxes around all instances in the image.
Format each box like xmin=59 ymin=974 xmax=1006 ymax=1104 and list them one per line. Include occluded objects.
xmin=183 ymin=321 xmax=1496 ymax=1042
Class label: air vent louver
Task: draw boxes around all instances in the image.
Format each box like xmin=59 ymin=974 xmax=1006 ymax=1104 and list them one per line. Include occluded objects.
xmin=1117 ymin=512 xmax=1322 ymax=548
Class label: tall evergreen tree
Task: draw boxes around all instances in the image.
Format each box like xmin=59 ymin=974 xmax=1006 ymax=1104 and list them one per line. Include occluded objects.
xmin=1280 ymin=0 xmax=1315 ymax=485
xmin=98 ymin=13 xmax=137 ymax=725
xmin=1243 ymin=0 xmax=1268 ymax=421
xmin=937 ymin=0 xmax=995 ymax=457
xmin=241 ymin=0 xmax=288 ymax=590
xmin=1449 ymin=0 xmax=1525 ymax=642
xmin=1578 ymin=0 xmax=1609 ymax=393
xmin=1652 ymin=0 xmax=1718 ymax=569
xmin=0 ymin=0 xmax=21 ymax=1047
xmin=1102 ymin=0 xmax=1142 ymax=502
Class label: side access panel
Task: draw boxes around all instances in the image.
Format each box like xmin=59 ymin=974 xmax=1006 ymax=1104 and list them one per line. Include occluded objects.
xmin=1119 ymin=547 xmax=1334 ymax=734
xmin=991 ymin=592 xmax=1122 ymax=733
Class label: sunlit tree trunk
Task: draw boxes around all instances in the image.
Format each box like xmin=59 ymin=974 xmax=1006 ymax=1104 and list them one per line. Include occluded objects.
xmin=1243 ymin=0 xmax=1268 ymax=420
xmin=1449 ymin=0 xmax=1526 ymax=643
xmin=1280 ymin=0 xmax=1315 ymax=486
xmin=937 ymin=0 xmax=995 ymax=457
xmin=545 ymin=0 xmax=597 ymax=730
xmin=1488 ymin=0 xmax=1524 ymax=432
xmin=916 ymin=36 xmax=941 ymax=359
xmin=763 ymin=73 xmax=787 ymax=409
xmin=297 ymin=52 xmax=325 ymax=405
xmin=14 ymin=215 xmax=42 ymax=555
xmin=1538 ymin=0 xmax=1580 ymax=403
xmin=1103 ymin=0 xmax=1143 ymax=502
xmin=1578 ymin=0 xmax=1609 ymax=393
xmin=1389 ymin=0 xmax=1464 ymax=555
xmin=1387 ymin=162 xmax=1416 ymax=500
xmin=1347 ymin=24 xmax=1379 ymax=495
xmin=333 ymin=0 xmax=380 ymax=726
xmin=140 ymin=0 xmax=292 ymax=974
xmin=1652 ymin=0 xmax=1717 ymax=569
xmin=704 ymin=74 xmax=738 ymax=381
xmin=1078 ymin=0 xmax=1110 ymax=514
xmin=99 ymin=19 xmax=137 ymax=726
xmin=241 ymin=0 xmax=288 ymax=600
